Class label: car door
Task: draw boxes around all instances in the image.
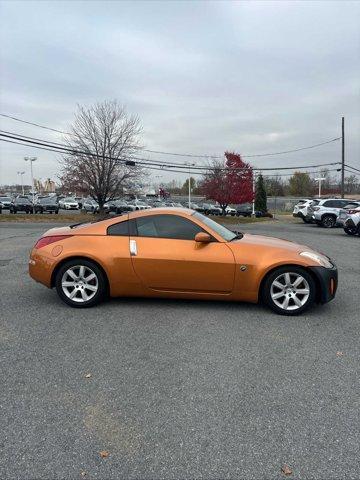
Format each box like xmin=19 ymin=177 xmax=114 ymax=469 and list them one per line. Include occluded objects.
xmin=129 ymin=214 xmax=236 ymax=294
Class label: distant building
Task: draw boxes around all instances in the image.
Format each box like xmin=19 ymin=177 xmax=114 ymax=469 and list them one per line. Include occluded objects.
xmin=33 ymin=178 xmax=56 ymax=193
xmin=44 ymin=178 xmax=56 ymax=193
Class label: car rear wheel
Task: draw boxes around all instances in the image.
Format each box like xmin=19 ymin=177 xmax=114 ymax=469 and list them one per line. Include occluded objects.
xmin=321 ymin=215 xmax=336 ymax=228
xmin=262 ymin=266 xmax=316 ymax=316
xmin=302 ymin=217 xmax=311 ymax=223
xmin=55 ymin=259 xmax=107 ymax=308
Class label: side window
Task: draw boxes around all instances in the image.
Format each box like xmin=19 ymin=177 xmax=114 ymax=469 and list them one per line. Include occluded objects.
xmin=135 ymin=214 xmax=204 ymax=240
xmin=322 ymin=200 xmax=333 ymax=207
xmin=107 ymin=220 xmax=129 ymax=236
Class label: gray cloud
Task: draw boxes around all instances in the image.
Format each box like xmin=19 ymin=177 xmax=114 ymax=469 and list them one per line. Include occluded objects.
xmin=0 ymin=0 xmax=359 ymax=186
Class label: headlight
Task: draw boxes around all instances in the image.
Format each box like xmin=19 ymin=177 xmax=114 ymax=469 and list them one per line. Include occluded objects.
xmin=299 ymin=251 xmax=333 ymax=268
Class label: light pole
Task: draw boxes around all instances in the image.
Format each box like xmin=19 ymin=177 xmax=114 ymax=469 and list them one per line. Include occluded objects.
xmin=315 ymin=176 xmax=326 ymax=198
xmin=17 ymin=171 xmax=25 ymax=195
xmin=185 ymin=162 xmax=195 ymax=208
xmin=154 ymin=175 xmax=162 ymax=200
xmin=24 ymin=156 xmax=37 ymax=213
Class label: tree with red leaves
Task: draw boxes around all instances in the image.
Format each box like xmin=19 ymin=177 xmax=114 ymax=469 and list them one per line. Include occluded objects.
xmin=201 ymin=152 xmax=254 ymax=214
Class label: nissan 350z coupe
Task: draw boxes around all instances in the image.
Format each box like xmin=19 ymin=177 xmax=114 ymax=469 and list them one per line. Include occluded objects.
xmin=29 ymin=208 xmax=338 ymax=315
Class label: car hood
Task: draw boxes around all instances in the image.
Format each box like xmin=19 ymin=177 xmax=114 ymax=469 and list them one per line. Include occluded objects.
xmin=231 ymin=233 xmax=314 ymax=254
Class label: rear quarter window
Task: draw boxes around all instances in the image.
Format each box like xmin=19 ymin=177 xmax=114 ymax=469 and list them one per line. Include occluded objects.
xmin=107 ymin=220 xmax=136 ymax=236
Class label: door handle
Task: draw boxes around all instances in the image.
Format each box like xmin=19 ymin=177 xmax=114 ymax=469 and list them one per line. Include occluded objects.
xmin=130 ymin=239 xmax=137 ymax=256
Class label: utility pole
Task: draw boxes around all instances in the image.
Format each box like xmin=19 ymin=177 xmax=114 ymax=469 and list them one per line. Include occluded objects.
xmin=17 ymin=171 xmax=25 ymax=195
xmin=24 ymin=156 xmax=37 ymax=213
xmin=185 ymin=162 xmax=195 ymax=208
xmin=252 ymin=171 xmax=256 ymax=217
xmin=341 ymin=116 xmax=345 ymax=198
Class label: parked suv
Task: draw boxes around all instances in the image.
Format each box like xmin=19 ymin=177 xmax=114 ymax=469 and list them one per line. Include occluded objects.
xmin=202 ymin=203 xmax=222 ymax=215
xmin=292 ymin=199 xmax=319 ymax=223
xmin=342 ymin=206 xmax=360 ymax=236
xmin=34 ymin=197 xmax=59 ymax=214
xmin=82 ymin=198 xmax=99 ymax=213
xmin=0 ymin=196 xmax=12 ymax=210
xmin=236 ymin=204 xmax=252 ymax=217
xmin=114 ymin=200 xmax=133 ymax=214
xmin=225 ymin=206 xmax=237 ymax=216
xmin=309 ymin=198 xmax=360 ymax=228
xmin=10 ymin=196 xmax=33 ymax=213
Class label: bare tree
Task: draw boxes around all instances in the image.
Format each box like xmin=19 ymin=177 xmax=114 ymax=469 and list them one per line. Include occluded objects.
xmin=60 ymin=100 xmax=144 ymax=212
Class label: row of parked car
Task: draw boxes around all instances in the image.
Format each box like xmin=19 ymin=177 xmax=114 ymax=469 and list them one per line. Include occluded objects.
xmin=0 ymin=194 xmax=259 ymax=217
xmin=0 ymin=195 xmax=60 ymax=214
xmin=81 ymin=198 xmax=258 ymax=216
xmin=292 ymin=197 xmax=360 ymax=236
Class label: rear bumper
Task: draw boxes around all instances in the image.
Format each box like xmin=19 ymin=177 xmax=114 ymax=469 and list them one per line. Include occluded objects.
xmin=29 ymin=250 xmax=55 ymax=288
xmin=308 ymin=265 xmax=338 ymax=304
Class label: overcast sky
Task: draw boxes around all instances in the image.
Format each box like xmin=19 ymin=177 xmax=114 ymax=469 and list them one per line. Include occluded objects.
xmin=0 ymin=0 xmax=359 ymax=187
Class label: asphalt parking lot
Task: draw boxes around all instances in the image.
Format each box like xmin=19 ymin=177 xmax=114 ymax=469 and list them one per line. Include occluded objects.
xmin=0 ymin=220 xmax=359 ymax=479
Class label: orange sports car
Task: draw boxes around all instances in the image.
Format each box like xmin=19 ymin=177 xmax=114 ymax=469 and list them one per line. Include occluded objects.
xmin=29 ymin=208 xmax=338 ymax=315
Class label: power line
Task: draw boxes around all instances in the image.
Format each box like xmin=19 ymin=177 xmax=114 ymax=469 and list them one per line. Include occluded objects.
xmin=0 ymin=112 xmax=341 ymax=159
xmin=0 ymin=137 xmax=344 ymax=179
xmin=345 ymin=163 xmax=360 ymax=173
xmin=242 ymin=137 xmax=341 ymax=157
xmin=0 ymin=132 xmax=342 ymax=174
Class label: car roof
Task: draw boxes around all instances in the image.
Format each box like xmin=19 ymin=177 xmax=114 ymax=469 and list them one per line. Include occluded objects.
xmin=128 ymin=207 xmax=193 ymax=219
xmin=56 ymin=207 xmax=196 ymax=236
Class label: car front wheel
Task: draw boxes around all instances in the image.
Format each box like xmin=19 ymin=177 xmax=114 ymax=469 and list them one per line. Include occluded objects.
xmin=55 ymin=259 xmax=107 ymax=308
xmin=262 ymin=266 xmax=316 ymax=315
xmin=344 ymin=226 xmax=358 ymax=235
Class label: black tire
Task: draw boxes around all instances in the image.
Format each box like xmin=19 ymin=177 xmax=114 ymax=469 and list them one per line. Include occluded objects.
xmin=55 ymin=258 xmax=107 ymax=308
xmin=321 ymin=214 xmax=336 ymax=228
xmin=262 ymin=266 xmax=316 ymax=316
xmin=344 ymin=226 xmax=357 ymax=236
xmin=55 ymin=210 xmax=59 ymax=214
xmin=302 ymin=217 xmax=311 ymax=224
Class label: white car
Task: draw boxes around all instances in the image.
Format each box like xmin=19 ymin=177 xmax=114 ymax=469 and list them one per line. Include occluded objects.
xmin=225 ymin=206 xmax=236 ymax=216
xmin=292 ymin=199 xmax=319 ymax=223
xmin=339 ymin=206 xmax=360 ymax=235
xmin=133 ymin=201 xmax=151 ymax=210
xmin=59 ymin=197 xmax=79 ymax=210
xmin=309 ymin=198 xmax=359 ymax=228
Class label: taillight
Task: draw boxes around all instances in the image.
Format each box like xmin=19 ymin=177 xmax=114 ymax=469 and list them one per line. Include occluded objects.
xmin=330 ymin=278 xmax=335 ymax=295
xmin=34 ymin=235 xmax=73 ymax=249
xmin=312 ymin=206 xmax=320 ymax=211
xmin=348 ymin=209 xmax=360 ymax=214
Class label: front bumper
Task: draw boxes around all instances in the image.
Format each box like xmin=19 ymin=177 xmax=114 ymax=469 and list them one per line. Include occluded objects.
xmin=308 ymin=265 xmax=338 ymax=304
xmin=344 ymin=218 xmax=356 ymax=228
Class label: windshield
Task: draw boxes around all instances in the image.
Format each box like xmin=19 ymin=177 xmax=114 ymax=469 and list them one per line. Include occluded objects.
xmin=39 ymin=198 xmax=56 ymax=204
xmin=193 ymin=212 xmax=237 ymax=241
xmin=0 ymin=197 xmax=11 ymax=201
xmin=64 ymin=197 xmax=76 ymax=201
xmin=17 ymin=198 xmax=31 ymax=204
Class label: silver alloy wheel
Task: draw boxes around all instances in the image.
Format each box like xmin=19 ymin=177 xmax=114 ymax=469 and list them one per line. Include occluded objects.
xmin=61 ymin=265 xmax=98 ymax=303
xmin=322 ymin=216 xmax=335 ymax=228
xmin=270 ymin=272 xmax=310 ymax=311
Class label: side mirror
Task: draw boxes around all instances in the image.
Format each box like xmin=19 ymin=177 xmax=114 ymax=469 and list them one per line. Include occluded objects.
xmin=195 ymin=232 xmax=211 ymax=243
